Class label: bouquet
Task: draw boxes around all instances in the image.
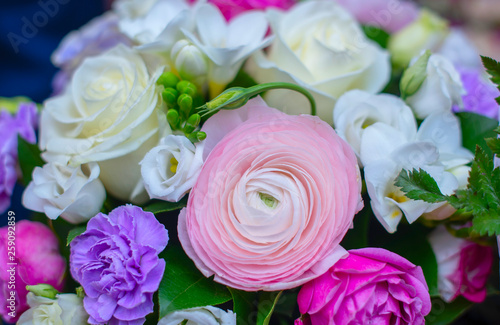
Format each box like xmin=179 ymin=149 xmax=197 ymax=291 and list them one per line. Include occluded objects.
xmin=2 ymin=0 xmax=500 ymax=324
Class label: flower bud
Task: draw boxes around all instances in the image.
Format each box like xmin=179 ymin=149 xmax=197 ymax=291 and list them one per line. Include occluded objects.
xmin=157 ymin=72 xmax=180 ymax=88
xmin=167 ymin=109 xmax=180 ymax=130
xmin=162 ymin=87 xmax=179 ymax=107
xmin=171 ymin=40 xmax=208 ymax=83
xmin=177 ymin=80 xmax=197 ymax=97
xmin=178 ymin=94 xmax=193 ymax=118
xmin=389 ymin=9 xmax=449 ymax=68
xmin=400 ymin=50 xmax=431 ymax=99
xmin=26 ymin=284 xmax=59 ymax=299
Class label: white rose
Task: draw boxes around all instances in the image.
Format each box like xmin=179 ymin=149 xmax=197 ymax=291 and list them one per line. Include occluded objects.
xmin=40 ymin=44 xmax=170 ymax=203
xmin=114 ymin=0 xmax=190 ymax=44
xmin=158 ymin=306 xmax=236 ymax=325
xmin=140 ymin=135 xmax=204 ymax=202
xmin=405 ymin=53 xmax=465 ymax=119
xmin=17 ymin=293 xmax=88 ymax=325
xmin=246 ymin=0 xmax=390 ymax=124
xmin=333 ymin=90 xmax=417 ymax=165
xmin=22 ymin=162 xmax=105 ymax=224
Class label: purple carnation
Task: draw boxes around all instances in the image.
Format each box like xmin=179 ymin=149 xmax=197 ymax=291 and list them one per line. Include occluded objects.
xmin=453 ymin=67 xmax=500 ymax=119
xmin=0 ymin=103 xmax=37 ymax=214
xmin=70 ymin=205 xmax=168 ymax=325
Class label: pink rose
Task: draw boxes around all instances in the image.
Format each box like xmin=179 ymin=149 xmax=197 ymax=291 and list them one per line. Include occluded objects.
xmin=178 ymin=97 xmax=363 ymax=291
xmin=0 ymin=220 xmax=66 ymax=323
xmin=428 ymin=225 xmax=492 ymax=303
xmin=336 ymin=0 xmax=419 ymax=33
xmin=191 ymin=0 xmax=295 ymax=21
xmin=296 ymin=248 xmax=431 ymax=325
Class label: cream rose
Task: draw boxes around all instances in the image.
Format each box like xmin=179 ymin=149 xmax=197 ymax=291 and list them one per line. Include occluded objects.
xmin=17 ymin=293 xmax=88 ymax=325
xmin=246 ymin=0 xmax=390 ymax=124
xmin=40 ymin=44 xmax=169 ymax=203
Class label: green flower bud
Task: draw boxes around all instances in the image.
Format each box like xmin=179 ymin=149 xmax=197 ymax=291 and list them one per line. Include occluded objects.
xmin=176 ymin=80 xmax=197 ymax=97
xmin=389 ymin=9 xmax=448 ymax=68
xmin=197 ymin=131 xmax=207 ymax=141
xmin=157 ymin=72 xmax=180 ymax=88
xmin=178 ymin=94 xmax=193 ymax=118
xmin=162 ymin=88 xmax=179 ymax=107
xmin=167 ymin=109 xmax=180 ymax=129
xmin=76 ymin=286 xmax=85 ymax=298
xmin=187 ymin=113 xmax=201 ymax=129
xmin=400 ymin=50 xmax=431 ymax=99
xmin=26 ymin=284 xmax=59 ymax=299
xmin=206 ymin=88 xmax=248 ymax=111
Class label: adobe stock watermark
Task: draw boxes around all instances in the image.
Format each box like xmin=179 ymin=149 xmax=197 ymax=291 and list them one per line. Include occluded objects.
xmin=5 ymin=211 xmax=16 ymax=319
xmin=8 ymin=0 xmax=71 ymax=54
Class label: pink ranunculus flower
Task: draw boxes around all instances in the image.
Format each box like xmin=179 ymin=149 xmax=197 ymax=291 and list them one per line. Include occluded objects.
xmin=336 ymin=0 xmax=419 ymax=33
xmin=191 ymin=0 xmax=295 ymax=21
xmin=0 ymin=220 xmax=66 ymax=323
xmin=178 ymin=97 xmax=363 ymax=291
xmin=428 ymin=225 xmax=493 ymax=303
xmin=296 ymin=248 xmax=431 ymax=325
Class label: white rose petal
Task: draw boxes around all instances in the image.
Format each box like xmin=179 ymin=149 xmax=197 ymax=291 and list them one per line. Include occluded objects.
xmin=246 ymin=0 xmax=390 ymax=124
xmin=40 ymin=44 xmax=170 ymax=203
xmin=22 ymin=162 xmax=105 ymax=224
xmin=18 ymin=293 xmax=87 ymax=325
xmin=406 ymin=53 xmax=465 ymax=119
xmin=158 ymin=306 xmax=236 ymax=325
xmin=141 ymin=135 xmax=204 ymax=202
xmin=334 ymin=90 xmax=417 ymax=163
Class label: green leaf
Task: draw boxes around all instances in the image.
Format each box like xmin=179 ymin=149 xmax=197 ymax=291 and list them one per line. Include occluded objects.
xmin=144 ymin=197 xmax=188 ymax=214
xmin=471 ymin=210 xmax=500 ymax=237
xmin=66 ymin=226 xmax=87 ymax=246
xmin=486 ymin=136 xmax=500 ymax=156
xmin=481 ymin=56 xmax=500 ymax=104
xmin=456 ymin=112 xmax=498 ymax=156
xmin=229 ymin=288 xmax=258 ymax=325
xmin=158 ymin=246 xmax=232 ymax=319
xmin=425 ymin=297 xmax=473 ymax=325
xmin=17 ymin=135 xmax=44 ymax=185
xmin=256 ymin=291 xmax=282 ymax=325
xmin=394 ymin=169 xmax=448 ymax=203
xmin=362 ymin=25 xmax=390 ymax=48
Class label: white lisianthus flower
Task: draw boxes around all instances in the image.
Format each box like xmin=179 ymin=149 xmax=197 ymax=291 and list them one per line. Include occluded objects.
xmin=40 ymin=44 xmax=170 ymax=203
xmin=17 ymin=293 xmax=88 ymax=325
xmin=22 ymin=162 xmax=105 ymax=224
xmin=158 ymin=306 xmax=236 ymax=325
xmin=114 ymin=0 xmax=190 ymax=44
xmin=183 ymin=3 xmax=271 ymax=97
xmin=333 ymin=90 xmax=417 ymax=165
xmin=405 ymin=53 xmax=465 ymax=119
xmin=365 ymin=142 xmax=458 ymax=233
xmin=141 ymin=135 xmax=204 ymax=202
xmin=246 ymin=0 xmax=390 ymax=124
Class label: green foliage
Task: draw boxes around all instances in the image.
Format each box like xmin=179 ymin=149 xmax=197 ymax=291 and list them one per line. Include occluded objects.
xmin=229 ymin=288 xmax=258 ymax=325
xmin=481 ymin=56 xmax=500 ymax=105
xmin=394 ymin=169 xmax=448 ymax=204
xmin=256 ymin=291 xmax=282 ymax=325
xmin=362 ymin=25 xmax=390 ymax=48
xmin=456 ymin=112 xmax=499 ymax=156
xmin=144 ymin=197 xmax=188 ymax=214
xmin=425 ymin=297 xmax=473 ymax=325
xmin=158 ymin=246 xmax=232 ymax=319
xmin=17 ymin=135 xmax=44 ymax=185
xmin=66 ymin=226 xmax=87 ymax=246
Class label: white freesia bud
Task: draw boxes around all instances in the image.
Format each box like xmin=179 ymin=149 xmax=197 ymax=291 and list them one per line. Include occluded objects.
xmin=246 ymin=0 xmax=390 ymax=124
xmin=389 ymin=9 xmax=449 ymax=68
xmin=333 ymin=90 xmax=417 ymax=166
xmin=140 ymin=135 xmax=204 ymax=202
xmin=158 ymin=306 xmax=236 ymax=325
xmin=22 ymin=162 xmax=105 ymax=224
xmin=40 ymin=45 xmax=170 ymax=203
xmin=17 ymin=293 xmax=88 ymax=325
xmin=405 ymin=53 xmax=465 ymax=119
xmin=171 ymin=39 xmax=208 ymax=85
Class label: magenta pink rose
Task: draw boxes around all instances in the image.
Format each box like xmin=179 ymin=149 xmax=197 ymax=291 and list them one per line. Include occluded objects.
xmin=0 ymin=220 xmax=66 ymax=323
xmin=296 ymin=248 xmax=431 ymax=325
xmin=178 ymin=97 xmax=363 ymax=291
xmin=428 ymin=225 xmax=492 ymax=303
xmin=191 ymin=0 xmax=295 ymax=20
xmin=336 ymin=0 xmax=419 ymax=33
